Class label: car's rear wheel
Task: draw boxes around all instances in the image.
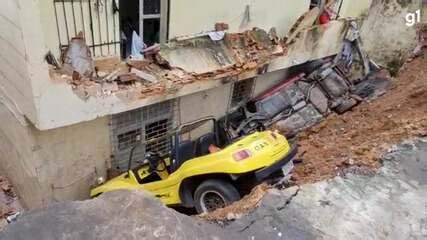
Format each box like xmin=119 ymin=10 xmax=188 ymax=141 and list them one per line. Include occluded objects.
xmin=194 ymin=179 xmax=240 ymax=214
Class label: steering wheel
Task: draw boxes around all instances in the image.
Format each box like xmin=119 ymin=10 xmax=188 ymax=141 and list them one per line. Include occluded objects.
xmin=236 ymin=115 xmax=267 ymax=136
xmin=145 ymin=152 xmax=167 ymax=172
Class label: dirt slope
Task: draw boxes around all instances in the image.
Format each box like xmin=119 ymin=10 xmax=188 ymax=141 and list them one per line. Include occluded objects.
xmin=294 ymin=57 xmax=427 ymax=183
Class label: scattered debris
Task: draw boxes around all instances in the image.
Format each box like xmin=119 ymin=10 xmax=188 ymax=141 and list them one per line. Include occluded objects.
xmin=44 ymin=51 xmax=61 ymax=69
xmin=409 ymin=23 xmax=427 ymax=61
xmin=130 ymin=68 xmax=158 ymax=83
xmin=0 ymin=176 xmax=23 ymax=232
xmin=52 ymin=3 xmax=357 ymax=102
xmin=199 ymin=183 xmax=270 ymax=222
xmin=61 ymin=32 xmax=95 ymax=78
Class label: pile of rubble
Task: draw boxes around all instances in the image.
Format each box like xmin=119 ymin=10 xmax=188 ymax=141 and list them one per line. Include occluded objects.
xmin=0 ymin=177 xmax=22 ymax=232
xmin=48 ymin=25 xmax=286 ymax=101
xmin=46 ymin=5 xmax=339 ymax=102
xmin=216 ymin=18 xmax=373 ymax=142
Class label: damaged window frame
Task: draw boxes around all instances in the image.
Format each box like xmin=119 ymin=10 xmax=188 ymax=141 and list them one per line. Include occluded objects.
xmin=230 ymin=78 xmax=255 ymax=108
xmin=139 ymin=0 xmax=169 ymax=45
xmin=119 ymin=0 xmax=169 ymax=58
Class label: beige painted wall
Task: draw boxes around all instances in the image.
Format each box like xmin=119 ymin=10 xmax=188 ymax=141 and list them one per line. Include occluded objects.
xmin=1 ymin=0 xmax=374 ymax=132
xmin=0 ymin=0 xmax=40 ymax=125
xmin=0 ymin=102 xmax=111 ymax=209
xmin=169 ymin=0 xmax=310 ymax=38
xmin=179 ymin=82 xmax=232 ymax=139
xmin=339 ymin=0 xmax=372 ymax=19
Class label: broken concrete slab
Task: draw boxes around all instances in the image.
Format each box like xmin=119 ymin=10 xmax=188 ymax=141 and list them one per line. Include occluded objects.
xmin=158 ymin=37 xmax=236 ymax=74
xmin=131 ymin=68 xmax=158 ymax=83
xmin=0 ymin=190 xmax=239 ymax=240
xmin=62 ymin=35 xmax=95 ymax=78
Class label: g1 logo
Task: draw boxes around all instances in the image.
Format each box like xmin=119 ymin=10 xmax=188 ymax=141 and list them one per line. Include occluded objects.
xmin=406 ymin=9 xmax=421 ymax=27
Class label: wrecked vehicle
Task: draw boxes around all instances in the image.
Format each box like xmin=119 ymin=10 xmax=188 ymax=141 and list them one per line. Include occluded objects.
xmin=218 ymin=20 xmax=381 ymax=139
xmin=91 ymin=117 xmax=296 ymax=213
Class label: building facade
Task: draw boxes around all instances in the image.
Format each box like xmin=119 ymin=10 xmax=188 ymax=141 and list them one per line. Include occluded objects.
xmin=0 ymin=0 xmax=371 ymax=208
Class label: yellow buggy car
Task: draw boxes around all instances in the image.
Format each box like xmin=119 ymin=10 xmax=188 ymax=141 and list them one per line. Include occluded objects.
xmin=91 ymin=117 xmax=296 ymax=213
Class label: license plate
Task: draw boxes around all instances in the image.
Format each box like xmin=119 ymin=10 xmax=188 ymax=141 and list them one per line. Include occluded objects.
xmin=253 ymin=141 xmax=269 ymax=152
xmin=281 ymin=161 xmax=294 ymax=175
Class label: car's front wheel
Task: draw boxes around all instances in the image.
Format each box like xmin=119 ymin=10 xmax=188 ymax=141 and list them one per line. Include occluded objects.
xmin=194 ymin=179 xmax=241 ymax=214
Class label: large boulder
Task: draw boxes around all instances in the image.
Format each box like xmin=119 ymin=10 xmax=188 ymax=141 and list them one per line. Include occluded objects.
xmin=0 ymin=190 xmax=237 ymax=240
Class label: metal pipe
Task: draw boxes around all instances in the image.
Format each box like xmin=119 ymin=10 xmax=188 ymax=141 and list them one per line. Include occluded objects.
xmin=79 ymin=0 xmax=86 ymax=35
xmin=96 ymin=0 xmax=103 ymax=55
xmin=112 ymin=0 xmax=117 ymax=54
xmin=61 ymin=0 xmax=70 ymax=41
xmin=88 ymin=0 xmax=96 ymax=55
xmin=53 ymin=1 xmax=63 ymax=52
xmin=70 ymin=0 xmax=77 ymax=36
xmin=105 ymin=0 xmax=111 ymax=54
xmin=60 ymin=41 xmax=120 ymax=49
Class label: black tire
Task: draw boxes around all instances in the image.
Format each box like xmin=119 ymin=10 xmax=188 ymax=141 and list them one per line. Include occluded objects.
xmin=194 ymin=179 xmax=241 ymax=214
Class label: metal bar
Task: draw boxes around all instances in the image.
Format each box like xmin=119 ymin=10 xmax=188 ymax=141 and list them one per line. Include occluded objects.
xmin=61 ymin=0 xmax=70 ymax=41
xmin=139 ymin=0 xmax=144 ymax=43
xmin=160 ymin=0 xmax=169 ymax=43
xmin=88 ymin=0 xmax=96 ymax=55
xmin=79 ymin=0 xmax=86 ymax=38
xmin=96 ymin=0 xmax=103 ymax=55
xmin=70 ymin=0 xmax=77 ymax=35
xmin=60 ymin=41 xmax=120 ymax=49
xmin=105 ymin=0 xmax=111 ymax=54
xmin=112 ymin=0 xmax=117 ymax=54
xmin=142 ymin=14 xmax=161 ymax=19
xmin=53 ymin=1 xmax=63 ymax=52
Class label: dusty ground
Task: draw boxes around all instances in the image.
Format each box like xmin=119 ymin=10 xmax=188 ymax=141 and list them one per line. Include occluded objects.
xmin=202 ymin=56 xmax=427 ymax=221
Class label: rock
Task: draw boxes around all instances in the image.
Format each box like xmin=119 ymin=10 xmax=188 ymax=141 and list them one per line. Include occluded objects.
xmin=0 ymin=190 xmax=238 ymax=240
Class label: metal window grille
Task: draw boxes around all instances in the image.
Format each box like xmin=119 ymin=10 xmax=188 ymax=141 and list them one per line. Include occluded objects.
xmin=231 ymin=78 xmax=255 ymax=107
xmin=53 ymin=0 xmax=120 ymax=57
xmin=110 ymin=100 xmax=177 ymax=171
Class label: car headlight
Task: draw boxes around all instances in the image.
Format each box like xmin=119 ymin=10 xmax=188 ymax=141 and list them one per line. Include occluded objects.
xmin=95 ymin=176 xmax=105 ymax=186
